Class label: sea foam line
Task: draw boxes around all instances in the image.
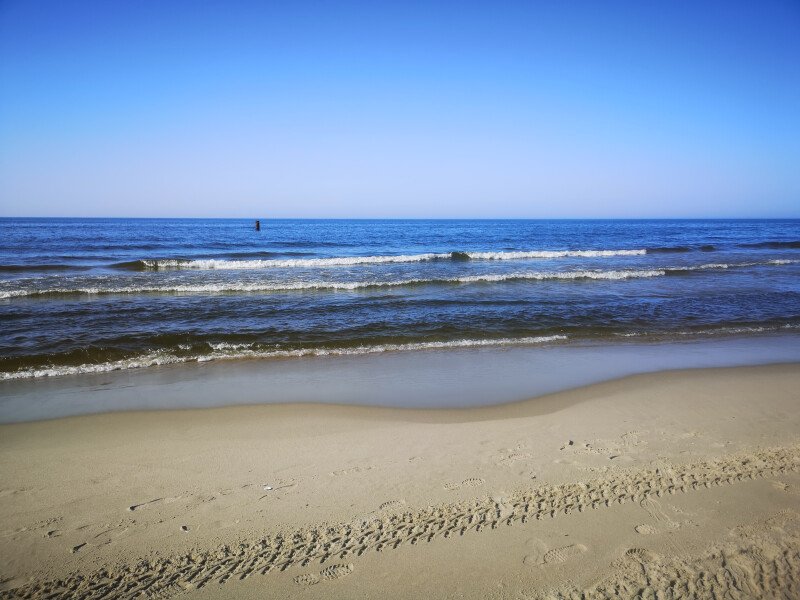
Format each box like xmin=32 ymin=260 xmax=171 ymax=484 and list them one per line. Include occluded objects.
xmin=134 ymin=249 xmax=647 ymax=270
xmin=0 ymin=335 xmax=568 ymax=380
xmin=615 ymin=323 xmax=800 ymax=338
xmin=2 ymin=260 xmax=797 ymax=299
xmin=0 ymin=269 xmax=666 ymax=299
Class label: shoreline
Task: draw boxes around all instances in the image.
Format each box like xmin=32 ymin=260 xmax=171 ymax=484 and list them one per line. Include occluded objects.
xmin=1 ymin=363 xmax=799 ymax=598
xmin=1 ymin=360 xmax=799 ymax=427
xmin=2 ymin=333 xmax=800 ymax=423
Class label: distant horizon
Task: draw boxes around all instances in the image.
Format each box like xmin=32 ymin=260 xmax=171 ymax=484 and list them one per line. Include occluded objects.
xmin=2 ymin=215 xmax=800 ymax=221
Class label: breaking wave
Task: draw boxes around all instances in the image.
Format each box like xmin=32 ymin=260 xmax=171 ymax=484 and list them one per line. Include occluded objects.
xmin=615 ymin=323 xmax=800 ymax=338
xmin=739 ymin=241 xmax=800 ymax=249
xmin=0 ymin=269 xmax=668 ymax=299
xmin=0 ymin=264 xmax=90 ymax=273
xmin=0 ymin=335 xmax=568 ymax=380
xmin=113 ymin=249 xmax=647 ymax=270
xmin=3 ymin=260 xmax=797 ymax=300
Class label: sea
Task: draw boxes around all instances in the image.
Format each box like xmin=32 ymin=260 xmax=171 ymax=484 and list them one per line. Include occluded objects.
xmin=1 ymin=218 xmax=799 ymax=382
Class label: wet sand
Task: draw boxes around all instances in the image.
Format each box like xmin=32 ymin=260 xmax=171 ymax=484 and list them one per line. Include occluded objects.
xmin=1 ymin=363 xmax=800 ymax=598
xmin=3 ymin=334 xmax=800 ymax=423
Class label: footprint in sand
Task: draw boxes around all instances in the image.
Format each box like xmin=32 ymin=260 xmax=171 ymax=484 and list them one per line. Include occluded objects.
xmin=640 ymin=497 xmax=681 ymax=531
xmin=320 ymin=563 xmax=354 ymax=581
xmin=294 ymin=564 xmax=354 ymax=586
xmin=444 ymin=477 xmax=485 ymax=490
xmin=522 ymin=538 xmax=550 ymax=566
xmin=610 ymin=547 xmax=660 ymax=569
xmin=635 ymin=524 xmax=658 ymax=535
xmin=624 ymin=547 xmax=658 ymax=563
xmin=543 ymin=544 xmax=588 ymax=564
xmin=461 ymin=478 xmax=485 ymax=488
xmin=498 ymin=451 xmax=533 ymax=467
xmin=379 ymin=500 xmax=404 ymax=511
xmin=330 ymin=466 xmax=373 ymax=477
xmin=293 ymin=573 xmax=320 ymax=586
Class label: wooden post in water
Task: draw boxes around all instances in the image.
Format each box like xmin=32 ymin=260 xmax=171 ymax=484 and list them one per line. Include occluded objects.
xmin=255 ymin=220 xmax=261 ymax=231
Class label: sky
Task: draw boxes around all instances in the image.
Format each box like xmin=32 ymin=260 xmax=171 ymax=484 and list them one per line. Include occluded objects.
xmin=1 ymin=1 xmax=799 ymax=218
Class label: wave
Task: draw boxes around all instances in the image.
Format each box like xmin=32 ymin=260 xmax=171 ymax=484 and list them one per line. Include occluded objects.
xmin=666 ymin=259 xmax=798 ymax=273
xmin=740 ymin=241 xmax=800 ymax=249
xmin=646 ymin=245 xmax=717 ymax=253
xmin=646 ymin=246 xmax=692 ymax=254
xmin=4 ymin=319 xmax=799 ymax=380
xmin=280 ymin=240 xmax=356 ymax=248
xmin=615 ymin=323 xmax=800 ymax=338
xmin=219 ymin=251 xmax=315 ymax=259
xmin=0 ymin=264 xmax=90 ymax=273
xmin=0 ymin=335 xmax=568 ymax=380
xmin=115 ymin=254 xmax=450 ymax=270
xmin=107 ymin=260 xmax=152 ymax=271
xmin=0 ymin=269 xmax=668 ymax=299
xmin=457 ymin=249 xmax=646 ymax=260
xmin=111 ymin=249 xmax=647 ymax=271
xmin=3 ymin=260 xmax=797 ymax=300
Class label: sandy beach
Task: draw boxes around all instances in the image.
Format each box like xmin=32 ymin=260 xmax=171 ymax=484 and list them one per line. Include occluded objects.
xmin=1 ymin=363 xmax=799 ymax=598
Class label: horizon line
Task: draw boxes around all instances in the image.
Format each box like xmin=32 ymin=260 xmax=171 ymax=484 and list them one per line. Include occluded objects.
xmin=2 ymin=216 xmax=800 ymax=221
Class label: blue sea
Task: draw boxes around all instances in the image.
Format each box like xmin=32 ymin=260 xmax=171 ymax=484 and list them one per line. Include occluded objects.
xmin=1 ymin=218 xmax=799 ymax=381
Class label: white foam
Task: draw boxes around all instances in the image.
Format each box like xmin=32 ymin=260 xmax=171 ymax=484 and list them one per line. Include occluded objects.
xmin=2 ymin=259 xmax=796 ymax=300
xmin=615 ymin=323 xmax=800 ymax=338
xmin=0 ymin=290 xmax=28 ymax=299
xmin=463 ymin=249 xmax=645 ymax=260
xmin=0 ymin=335 xmax=568 ymax=380
xmin=0 ymin=269 xmax=667 ymax=298
xmin=674 ymin=259 xmax=800 ymax=272
xmin=139 ymin=249 xmax=647 ymax=270
xmin=674 ymin=324 xmax=800 ymax=336
xmin=142 ymin=254 xmax=450 ymax=269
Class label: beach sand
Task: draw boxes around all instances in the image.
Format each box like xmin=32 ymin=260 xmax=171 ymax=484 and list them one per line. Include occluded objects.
xmin=1 ymin=363 xmax=799 ymax=598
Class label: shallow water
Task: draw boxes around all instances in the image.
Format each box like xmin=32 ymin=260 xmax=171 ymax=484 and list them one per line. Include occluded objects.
xmin=1 ymin=335 xmax=799 ymax=423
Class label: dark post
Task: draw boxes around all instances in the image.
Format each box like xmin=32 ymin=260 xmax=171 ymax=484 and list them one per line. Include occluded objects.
xmin=255 ymin=220 xmax=261 ymax=231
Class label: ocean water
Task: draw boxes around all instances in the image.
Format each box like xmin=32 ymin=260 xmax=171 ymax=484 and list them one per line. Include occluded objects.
xmin=1 ymin=218 xmax=799 ymax=381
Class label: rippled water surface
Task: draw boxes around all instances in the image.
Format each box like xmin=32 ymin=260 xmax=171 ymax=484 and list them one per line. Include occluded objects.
xmin=1 ymin=218 xmax=799 ymax=379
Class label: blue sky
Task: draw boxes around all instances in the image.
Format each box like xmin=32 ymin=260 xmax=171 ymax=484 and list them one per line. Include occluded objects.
xmin=1 ymin=1 xmax=799 ymax=218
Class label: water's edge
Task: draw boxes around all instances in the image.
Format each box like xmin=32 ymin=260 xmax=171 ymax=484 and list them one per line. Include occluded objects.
xmin=1 ymin=334 xmax=798 ymax=424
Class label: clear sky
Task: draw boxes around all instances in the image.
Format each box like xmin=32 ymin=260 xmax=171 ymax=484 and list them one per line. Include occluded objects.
xmin=1 ymin=1 xmax=799 ymax=218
